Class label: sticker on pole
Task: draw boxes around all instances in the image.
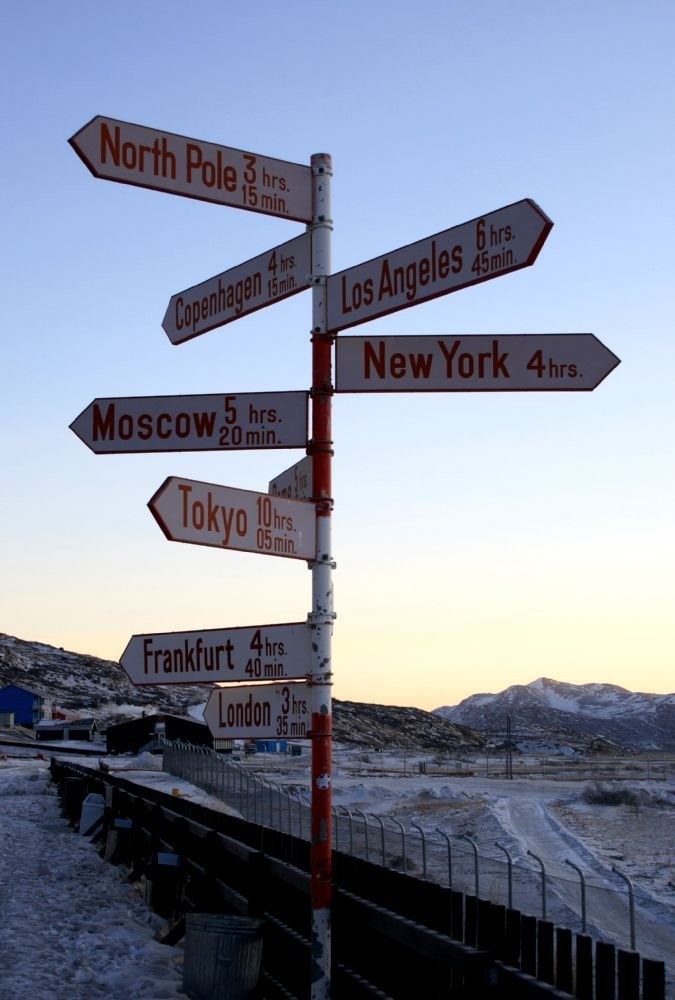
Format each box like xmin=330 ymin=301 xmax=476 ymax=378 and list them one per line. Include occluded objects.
xmin=203 ymin=681 xmax=311 ymax=739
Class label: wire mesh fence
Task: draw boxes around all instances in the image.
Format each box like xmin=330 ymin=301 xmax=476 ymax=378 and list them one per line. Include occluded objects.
xmin=162 ymin=740 xmax=675 ymax=976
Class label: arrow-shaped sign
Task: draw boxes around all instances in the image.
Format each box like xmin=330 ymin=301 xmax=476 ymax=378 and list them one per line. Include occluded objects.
xmin=162 ymin=233 xmax=311 ymax=344
xmin=120 ymin=622 xmax=311 ymax=686
xmin=70 ymin=391 xmax=307 ymax=454
xmin=148 ymin=477 xmax=316 ymax=561
xmin=326 ymin=199 xmax=552 ymax=332
xmin=69 ymin=116 xmax=312 ymax=222
xmin=335 ymin=335 xmax=620 ymax=392
xmin=203 ymin=681 xmax=311 ymax=740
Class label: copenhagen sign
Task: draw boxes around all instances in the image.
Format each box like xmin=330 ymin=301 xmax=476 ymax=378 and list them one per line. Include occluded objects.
xmin=120 ymin=622 xmax=311 ymax=686
xmin=70 ymin=390 xmax=308 ymax=453
xmin=162 ymin=232 xmax=312 ymax=344
xmin=326 ymin=199 xmax=552 ymax=332
xmin=148 ymin=477 xmax=316 ymax=561
xmin=69 ymin=116 xmax=312 ymax=222
xmin=335 ymin=335 xmax=620 ymax=392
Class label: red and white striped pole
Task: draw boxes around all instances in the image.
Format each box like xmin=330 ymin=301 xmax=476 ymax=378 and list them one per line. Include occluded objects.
xmin=308 ymin=151 xmax=334 ymax=998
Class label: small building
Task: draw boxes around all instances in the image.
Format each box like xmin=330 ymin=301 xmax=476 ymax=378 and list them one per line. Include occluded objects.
xmin=255 ymin=739 xmax=289 ymax=754
xmin=0 ymin=685 xmax=53 ymax=727
xmin=106 ymin=714 xmax=212 ymax=755
xmin=35 ymin=718 xmax=99 ymax=742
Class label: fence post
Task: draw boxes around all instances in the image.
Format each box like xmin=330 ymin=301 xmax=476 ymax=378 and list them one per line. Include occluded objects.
xmin=340 ymin=806 xmax=355 ymax=855
xmin=435 ymin=828 xmax=451 ymax=889
xmin=612 ymin=866 xmax=636 ymax=951
xmin=495 ymin=841 xmax=513 ymax=910
xmin=410 ymin=822 xmax=427 ymax=879
xmin=564 ymin=858 xmax=587 ymax=933
xmin=527 ymin=849 xmax=547 ymax=920
xmin=390 ymin=818 xmax=407 ymax=874
xmin=371 ymin=814 xmax=386 ymax=865
xmin=353 ymin=809 xmax=370 ymax=861
xmin=460 ymin=834 xmax=480 ymax=899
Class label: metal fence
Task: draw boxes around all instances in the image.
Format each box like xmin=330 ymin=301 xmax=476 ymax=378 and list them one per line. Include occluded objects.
xmin=163 ymin=740 xmax=675 ymax=984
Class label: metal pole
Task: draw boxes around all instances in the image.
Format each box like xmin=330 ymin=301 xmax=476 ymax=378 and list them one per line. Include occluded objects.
xmin=308 ymin=149 xmax=334 ymax=1000
xmin=435 ymin=828 xmax=451 ymax=888
xmin=527 ymin=850 xmax=547 ymax=920
xmin=354 ymin=809 xmax=370 ymax=862
xmin=460 ymin=835 xmax=480 ymax=898
xmin=612 ymin=866 xmax=636 ymax=950
xmin=565 ymin=859 xmax=587 ymax=933
xmin=391 ymin=818 xmax=407 ymax=875
xmin=372 ymin=814 xmax=386 ymax=865
xmin=495 ymin=841 xmax=513 ymax=910
xmin=411 ymin=822 xmax=427 ymax=879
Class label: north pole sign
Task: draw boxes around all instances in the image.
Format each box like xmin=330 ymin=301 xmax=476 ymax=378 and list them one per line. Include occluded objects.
xmin=162 ymin=233 xmax=312 ymax=344
xmin=120 ymin=622 xmax=311 ymax=686
xmin=148 ymin=477 xmax=316 ymax=560
xmin=203 ymin=681 xmax=311 ymax=739
xmin=70 ymin=391 xmax=307 ymax=453
xmin=326 ymin=199 xmax=552 ymax=332
xmin=69 ymin=116 xmax=312 ymax=222
xmin=335 ymin=335 xmax=620 ymax=392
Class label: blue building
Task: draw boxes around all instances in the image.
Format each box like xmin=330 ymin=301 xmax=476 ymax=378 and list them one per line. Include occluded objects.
xmin=0 ymin=685 xmax=53 ymax=726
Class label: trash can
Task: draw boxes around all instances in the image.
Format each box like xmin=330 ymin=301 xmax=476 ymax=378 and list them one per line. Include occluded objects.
xmin=79 ymin=792 xmax=105 ymax=836
xmin=183 ymin=913 xmax=264 ymax=1000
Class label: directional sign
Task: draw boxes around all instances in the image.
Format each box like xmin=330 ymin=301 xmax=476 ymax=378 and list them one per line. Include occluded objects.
xmin=120 ymin=622 xmax=311 ymax=686
xmin=204 ymin=681 xmax=311 ymax=740
xmin=69 ymin=116 xmax=312 ymax=222
xmin=149 ymin=477 xmax=316 ymax=561
xmin=70 ymin=391 xmax=308 ymax=454
xmin=163 ymin=233 xmax=312 ymax=344
xmin=326 ymin=199 xmax=552 ymax=332
xmin=335 ymin=335 xmax=620 ymax=392
xmin=269 ymin=455 xmax=313 ymax=500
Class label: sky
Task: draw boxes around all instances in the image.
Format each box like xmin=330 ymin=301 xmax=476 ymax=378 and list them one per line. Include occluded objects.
xmin=2 ymin=1 xmax=674 ymax=711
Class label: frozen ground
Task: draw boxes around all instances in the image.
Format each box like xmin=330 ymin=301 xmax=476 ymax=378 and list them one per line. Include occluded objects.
xmin=1 ymin=742 xmax=674 ymax=997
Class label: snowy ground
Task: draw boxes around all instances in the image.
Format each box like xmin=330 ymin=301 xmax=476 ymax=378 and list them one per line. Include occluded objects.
xmin=2 ymin=742 xmax=674 ymax=997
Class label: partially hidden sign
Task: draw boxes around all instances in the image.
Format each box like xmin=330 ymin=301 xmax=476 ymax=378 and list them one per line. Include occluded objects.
xmin=69 ymin=116 xmax=312 ymax=222
xmin=148 ymin=477 xmax=316 ymax=561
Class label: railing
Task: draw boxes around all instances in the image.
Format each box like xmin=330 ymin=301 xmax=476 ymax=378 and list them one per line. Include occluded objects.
xmin=163 ymin=740 xmax=675 ymax=980
xmin=51 ymin=756 xmax=667 ymax=1000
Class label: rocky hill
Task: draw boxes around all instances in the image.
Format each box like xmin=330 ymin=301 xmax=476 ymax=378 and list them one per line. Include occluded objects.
xmin=0 ymin=633 xmax=482 ymax=750
xmin=435 ymin=676 xmax=675 ymax=752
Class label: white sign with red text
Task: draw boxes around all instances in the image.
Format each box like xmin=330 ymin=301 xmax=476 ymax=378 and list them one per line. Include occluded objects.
xmin=162 ymin=233 xmax=312 ymax=344
xmin=120 ymin=622 xmax=311 ymax=686
xmin=70 ymin=391 xmax=307 ymax=453
xmin=268 ymin=455 xmax=313 ymax=500
xmin=326 ymin=199 xmax=552 ymax=332
xmin=148 ymin=477 xmax=316 ymax=560
xmin=69 ymin=116 xmax=312 ymax=222
xmin=335 ymin=335 xmax=620 ymax=392
xmin=204 ymin=681 xmax=311 ymax=739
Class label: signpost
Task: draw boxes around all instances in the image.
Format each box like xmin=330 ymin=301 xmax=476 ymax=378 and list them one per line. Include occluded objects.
xmin=203 ymin=681 xmax=311 ymax=740
xmin=162 ymin=232 xmax=312 ymax=344
xmin=120 ymin=622 xmax=311 ymax=686
xmin=70 ymin=390 xmax=308 ymax=453
xmin=148 ymin=476 xmax=316 ymax=561
xmin=335 ymin=334 xmax=620 ymax=392
xmin=69 ymin=116 xmax=312 ymax=222
xmin=326 ymin=199 xmax=552 ymax=332
xmin=269 ymin=455 xmax=313 ymax=499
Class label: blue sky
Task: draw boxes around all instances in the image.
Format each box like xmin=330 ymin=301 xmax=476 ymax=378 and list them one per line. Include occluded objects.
xmin=2 ymin=1 xmax=673 ymax=709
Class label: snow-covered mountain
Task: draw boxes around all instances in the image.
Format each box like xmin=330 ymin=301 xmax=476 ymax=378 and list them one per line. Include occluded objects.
xmin=435 ymin=677 xmax=675 ymax=752
xmin=0 ymin=633 xmax=482 ymax=750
